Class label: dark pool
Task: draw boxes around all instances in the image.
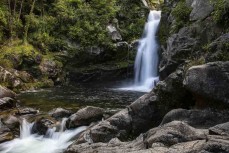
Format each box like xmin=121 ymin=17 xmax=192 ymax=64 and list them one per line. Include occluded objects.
xmin=17 ymin=82 xmax=144 ymax=112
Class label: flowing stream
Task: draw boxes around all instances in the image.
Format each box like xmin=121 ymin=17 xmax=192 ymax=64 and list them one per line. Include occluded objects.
xmin=0 ymin=119 xmax=87 ymax=153
xmin=120 ymin=10 xmax=161 ymax=92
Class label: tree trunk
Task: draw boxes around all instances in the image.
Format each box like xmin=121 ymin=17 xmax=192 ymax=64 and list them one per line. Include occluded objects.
xmin=17 ymin=0 xmax=24 ymax=21
xmin=7 ymin=0 xmax=13 ymax=42
xmin=23 ymin=0 xmax=36 ymax=44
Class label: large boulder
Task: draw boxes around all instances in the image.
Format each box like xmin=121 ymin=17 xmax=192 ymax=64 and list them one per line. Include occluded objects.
xmin=183 ymin=61 xmax=229 ymax=107
xmin=31 ymin=117 xmax=56 ymax=135
xmin=209 ymin=122 xmax=229 ymax=136
xmin=188 ymin=0 xmax=214 ymax=21
xmin=155 ymin=69 xmax=194 ymax=115
xmin=161 ymin=109 xmax=229 ymax=128
xmin=144 ymin=121 xmax=206 ymax=147
xmin=66 ymin=106 xmax=105 ymax=129
xmin=0 ymin=97 xmax=17 ymax=110
xmin=39 ymin=59 xmax=62 ymax=80
xmin=72 ymin=93 xmax=160 ymax=144
xmin=49 ymin=108 xmax=72 ymax=120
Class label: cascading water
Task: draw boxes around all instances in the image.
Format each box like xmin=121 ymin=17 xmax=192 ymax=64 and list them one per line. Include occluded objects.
xmin=0 ymin=119 xmax=87 ymax=153
xmin=134 ymin=10 xmax=161 ymax=91
xmin=119 ymin=10 xmax=161 ymax=92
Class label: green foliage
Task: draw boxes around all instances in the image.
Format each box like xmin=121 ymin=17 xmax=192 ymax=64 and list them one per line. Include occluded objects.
xmin=171 ymin=1 xmax=192 ymax=33
xmin=116 ymin=0 xmax=147 ymax=41
xmin=211 ymin=0 xmax=229 ymax=27
xmin=0 ymin=40 xmax=40 ymax=68
xmin=54 ymin=0 xmax=118 ymax=47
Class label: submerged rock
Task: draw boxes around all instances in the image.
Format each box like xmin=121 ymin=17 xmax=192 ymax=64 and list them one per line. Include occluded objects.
xmin=66 ymin=106 xmax=105 ymax=129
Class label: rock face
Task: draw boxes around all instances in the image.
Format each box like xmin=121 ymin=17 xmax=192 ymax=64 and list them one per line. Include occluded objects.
xmin=188 ymin=0 xmax=214 ymax=21
xmin=66 ymin=106 xmax=105 ymax=129
xmin=184 ymin=62 xmax=229 ymax=107
xmin=206 ymin=33 xmax=229 ymax=62
xmin=158 ymin=0 xmax=226 ymax=80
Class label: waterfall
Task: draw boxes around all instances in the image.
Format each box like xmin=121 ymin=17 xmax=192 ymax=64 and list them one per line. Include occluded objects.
xmin=134 ymin=10 xmax=161 ymax=90
xmin=0 ymin=119 xmax=87 ymax=153
xmin=119 ymin=10 xmax=161 ymax=92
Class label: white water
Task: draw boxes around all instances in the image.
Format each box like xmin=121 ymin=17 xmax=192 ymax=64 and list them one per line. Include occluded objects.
xmin=0 ymin=119 xmax=87 ymax=153
xmin=120 ymin=10 xmax=161 ymax=92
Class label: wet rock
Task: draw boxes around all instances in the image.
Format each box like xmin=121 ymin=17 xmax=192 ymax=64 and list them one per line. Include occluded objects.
xmin=31 ymin=117 xmax=56 ymax=135
xmin=183 ymin=61 xmax=229 ymax=107
xmin=16 ymin=107 xmax=39 ymax=115
xmin=209 ymin=122 xmax=229 ymax=136
xmin=188 ymin=0 xmax=214 ymax=21
xmin=0 ymin=97 xmax=17 ymax=110
xmin=66 ymin=106 xmax=105 ymax=129
xmin=0 ymin=121 xmax=14 ymax=143
xmin=161 ymin=109 xmax=229 ymax=128
xmin=49 ymin=108 xmax=72 ymax=119
xmin=0 ymin=86 xmax=16 ymax=99
xmin=2 ymin=115 xmax=20 ymax=130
